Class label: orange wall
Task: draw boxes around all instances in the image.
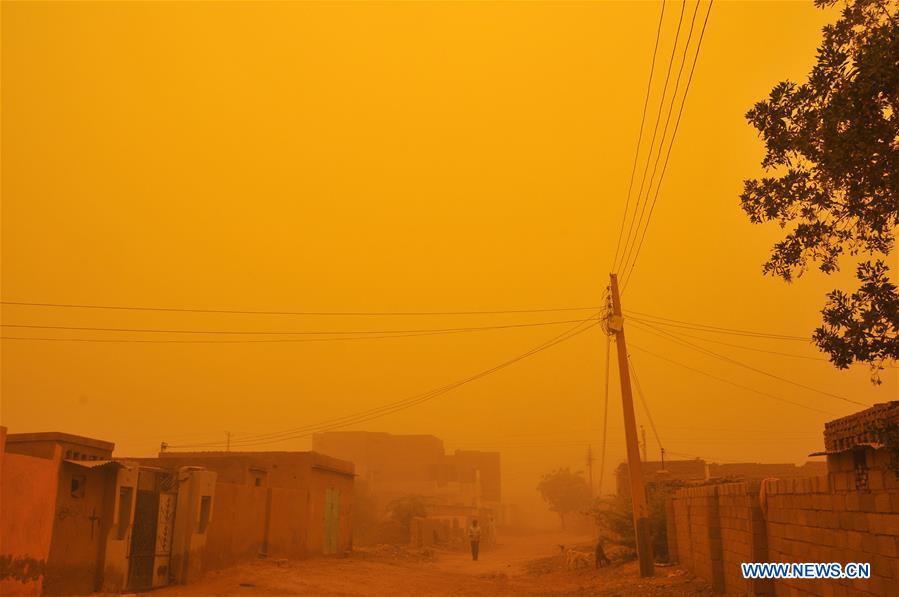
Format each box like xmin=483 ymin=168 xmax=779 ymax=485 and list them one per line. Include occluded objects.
xmin=0 ymin=432 xmax=60 ymax=597
xmin=200 ymin=470 xmax=352 ymax=572
xmin=202 ymin=482 xmax=268 ymax=570
xmin=43 ymin=462 xmax=116 ymax=595
xmin=267 ymin=487 xmax=308 ymax=558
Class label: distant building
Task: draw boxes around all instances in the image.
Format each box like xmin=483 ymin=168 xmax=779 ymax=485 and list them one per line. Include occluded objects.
xmin=312 ymin=431 xmax=445 ymax=498
xmin=707 ymin=461 xmax=826 ymax=480
xmin=615 ymin=458 xmax=828 ymax=496
xmin=616 ymin=459 xmax=708 ymax=496
xmin=312 ymin=431 xmax=501 ymax=506
xmin=312 ymin=431 xmax=503 ymax=542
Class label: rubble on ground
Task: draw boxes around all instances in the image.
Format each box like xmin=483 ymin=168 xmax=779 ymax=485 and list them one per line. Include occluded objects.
xmin=353 ymin=544 xmax=438 ymax=562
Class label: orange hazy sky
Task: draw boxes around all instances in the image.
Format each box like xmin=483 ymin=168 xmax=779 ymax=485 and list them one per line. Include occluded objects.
xmin=2 ymin=1 xmax=896 ymax=516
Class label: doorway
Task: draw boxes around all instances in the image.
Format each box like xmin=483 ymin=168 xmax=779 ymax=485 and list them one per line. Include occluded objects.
xmin=127 ymin=470 xmax=177 ymax=591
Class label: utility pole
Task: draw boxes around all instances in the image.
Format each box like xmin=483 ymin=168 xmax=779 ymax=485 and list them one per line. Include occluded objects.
xmin=607 ymin=273 xmax=654 ymax=577
xmin=587 ymin=445 xmax=595 ymax=496
xmin=641 ymin=426 xmax=648 ymax=462
xmin=225 ymin=431 xmax=231 ymax=452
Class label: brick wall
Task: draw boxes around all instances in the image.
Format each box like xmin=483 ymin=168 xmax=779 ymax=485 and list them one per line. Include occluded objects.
xmin=718 ymin=482 xmax=771 ymax=596
xmin=668 ymin=450 xmax=899 ymax=596
xmin=765 ymin=469 xmax=899 ymax=596
xmin=670 ymin=484 xmax=724 ymax=591
xmin=670 ymin=483 xmax=770 ymax=595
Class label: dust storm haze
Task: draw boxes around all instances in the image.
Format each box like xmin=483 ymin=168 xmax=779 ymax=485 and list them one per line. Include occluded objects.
xmin=1 ymin=0 xmax=898 ymax=594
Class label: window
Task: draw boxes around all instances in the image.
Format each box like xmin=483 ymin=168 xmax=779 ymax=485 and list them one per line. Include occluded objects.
xmin=116 ymin=486 xmax=134 ymax=539
xmin=197 ymin=496 xmax=212 ymax=534
xmin=249 ymin=468 xmax=267 ymax=487
xmin=71 ymin=474 xmax=87 ymax=498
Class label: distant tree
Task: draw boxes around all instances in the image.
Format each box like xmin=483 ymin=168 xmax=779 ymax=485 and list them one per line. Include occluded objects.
xmin=385 ymin=495 xmax=428 ymax=532
xmin=536 ymin=468 xmax=592 ymax=529
xmin=740 ymin=0 xmax=898 ymax=380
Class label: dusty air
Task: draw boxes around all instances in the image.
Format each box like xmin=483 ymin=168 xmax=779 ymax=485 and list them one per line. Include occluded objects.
xmin=1 ymin=0 xmax=897 ymax=596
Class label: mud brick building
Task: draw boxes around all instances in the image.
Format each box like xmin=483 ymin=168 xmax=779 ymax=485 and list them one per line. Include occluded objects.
xmin=0 ymin=430 xmax=353 ymax=596
xmin=668 ymin=401 xmax=899 ymax=596
xmin=132 ymin=450 xmax=355 ymax=567
xmin=0 ymin=429 xmax=215 ymax=596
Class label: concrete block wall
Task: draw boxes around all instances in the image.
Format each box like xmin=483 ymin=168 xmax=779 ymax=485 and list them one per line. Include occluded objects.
xmin=671 ymin=484 xmax=725 ymax=592
xmin=718 ymin=482 xmax=772 ymax=596
xmin=671 ymin=483 xmax=771 ymax=595
xmin=765 ymin=474 xmax=899 ymax=596
xmin=669 ymin=464 xmax=899 ymax=596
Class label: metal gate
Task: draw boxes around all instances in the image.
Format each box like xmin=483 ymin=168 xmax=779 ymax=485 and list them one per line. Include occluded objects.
xmin=128 ymin=471 xmax=177 ymax=591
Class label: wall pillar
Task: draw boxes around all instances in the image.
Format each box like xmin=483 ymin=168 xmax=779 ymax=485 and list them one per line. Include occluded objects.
xmin=170 ymin=468 xmax=216 ymax=585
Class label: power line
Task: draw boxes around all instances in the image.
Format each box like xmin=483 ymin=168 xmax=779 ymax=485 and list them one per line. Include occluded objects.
xmin=0 ymin=300 xmax=600 ymax=317
xmin=0 ymin=317 xmax=598 ymax=337
xmin=628 ymin=356 xmax=663 ymax=454
xmin=616 ymin=0 xmax=689 ymax=274
xmin=625 ymin=309 xmax=809 ymax=341
xmin=611 ymin=0 xmax=668 ymax=272
xmin=627 ymin=342 xmax=839 ymax=416
xmin=621 ymin=0 xmax=715 ymax=290
xmin=214 ymin=318 xmax=603 ymax=447
xmin=166 ymin=318 xmax=601 ymax=449
xmin=171 ymin=319 xmax=599 ymax=449
xmin=628 ymin=319 xmax=868 ymax=407
xmin=618 ymin=0 xmax=703 ymax=277
xmin=629 ymin=323 xmax=828 ymax=361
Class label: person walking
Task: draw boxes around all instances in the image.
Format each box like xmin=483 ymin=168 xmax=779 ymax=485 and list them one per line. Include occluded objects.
xmin=468 ymin=519 xmax=481 ymax=561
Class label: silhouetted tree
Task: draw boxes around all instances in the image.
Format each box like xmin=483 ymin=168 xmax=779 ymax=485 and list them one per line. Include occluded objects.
xmin=589 ymin=481 xmax=685 ymax=562
xmin=536 ymin=468 xmax=591 ymax=529
xmin=385 ymin=495 xmax=428 ymax=532
xmin=740 ymin=0 xmax=898 ymax=380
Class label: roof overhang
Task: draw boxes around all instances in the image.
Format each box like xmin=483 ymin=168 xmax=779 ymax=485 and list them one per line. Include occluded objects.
xmin=808 ymin=442 xmax=884 ymax=457
xmin=63 ymin=459 xmax=126 ymax=469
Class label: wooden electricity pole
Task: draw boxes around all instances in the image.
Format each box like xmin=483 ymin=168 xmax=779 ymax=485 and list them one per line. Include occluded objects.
xmin=587 ymin=444 xmax=594 ymax=496
xmin=641 ymin=426 xmax=648 ymax=462
xmin=607 ymin=273 xmax=654 ymax=577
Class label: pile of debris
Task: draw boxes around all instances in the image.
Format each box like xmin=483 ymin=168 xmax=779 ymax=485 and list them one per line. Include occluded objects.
xmin=354 ymin=544 xmax=437 ymax=562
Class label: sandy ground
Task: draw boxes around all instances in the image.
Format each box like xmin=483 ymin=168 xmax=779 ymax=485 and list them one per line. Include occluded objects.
xmin=150 ymin=533 xmax=714 ymax=597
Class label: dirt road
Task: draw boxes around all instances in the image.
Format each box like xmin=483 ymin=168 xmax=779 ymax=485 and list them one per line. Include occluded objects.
xmin=153 ymin=533 xmax=713 ymax=596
